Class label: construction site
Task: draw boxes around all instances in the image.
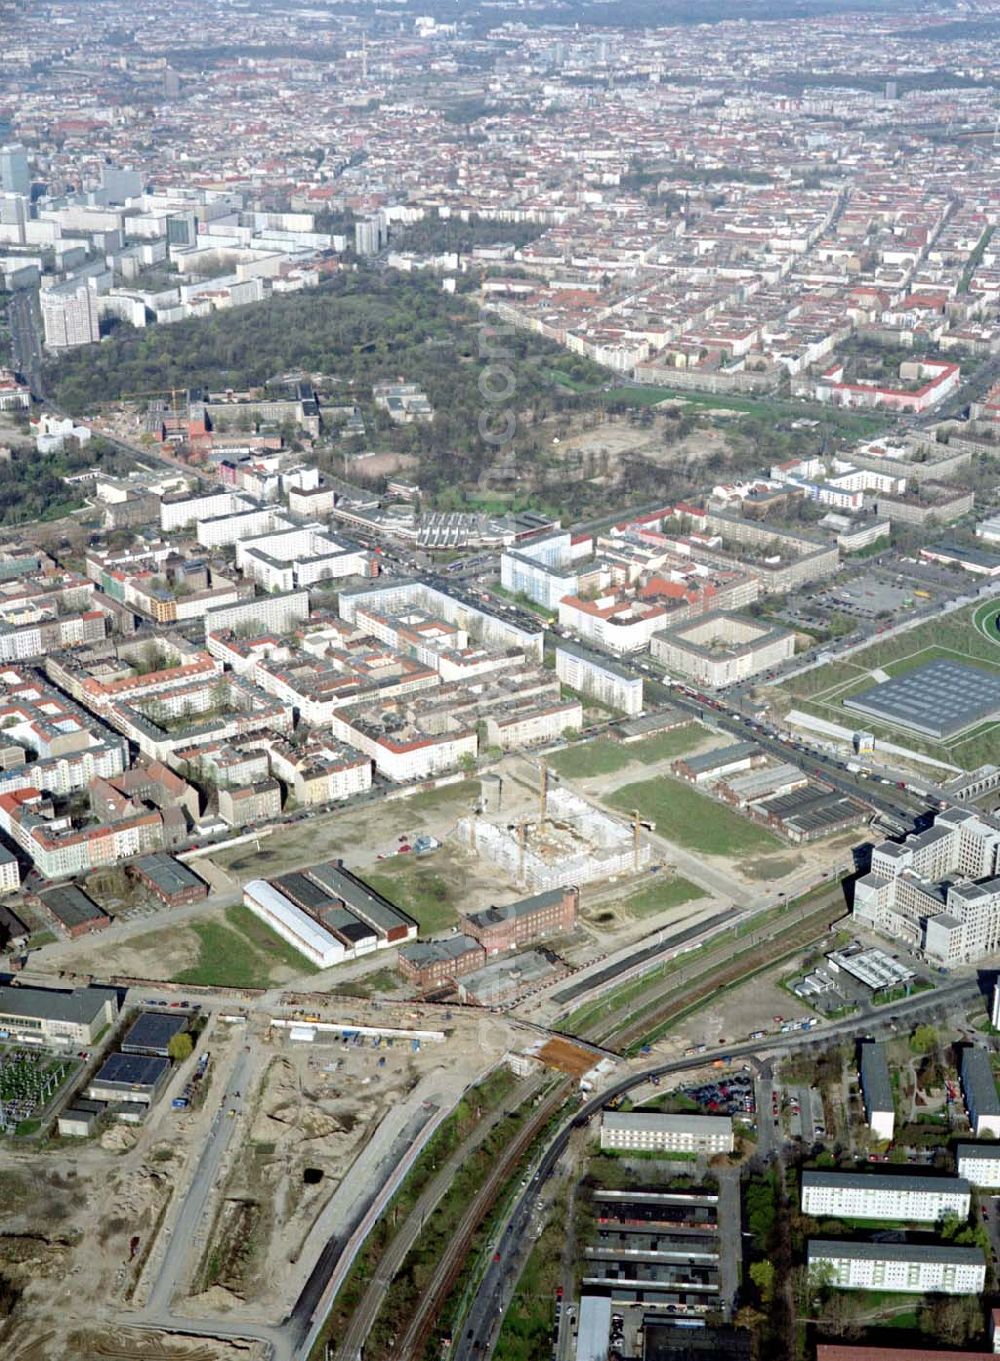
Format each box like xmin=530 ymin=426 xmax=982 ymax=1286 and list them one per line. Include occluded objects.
xmin=458 ymin=770 xmax=652 ymax=892
xmin=0 ymin=992 xmax=523 ymax=1361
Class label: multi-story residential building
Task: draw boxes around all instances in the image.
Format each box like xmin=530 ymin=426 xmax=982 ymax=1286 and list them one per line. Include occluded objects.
xmin=555 ymin=641 xmax=644 ymax=716
xmin=40 ymin=280 xmax=99 ymax=349
xmin=160 ymin=491 xmax=254 ymax=532
xmin=339 ymin=579 xmax=544 ymax=662
xmin=464 ymin=887 xmax=579 ymax=954
xmin=807 ymin=1240 xmax=985 ymax=1295
xmin=0 ymin=569 xmax=106 ymax=664
xmin=961 ymin=1047 xmax=1000 ymax=1138
xmin=859 ymin=1041 xmax=895 ymax=1141
xmin=203 ymin=590 xmax=310 ymax=638
xmin=651 ymin=611 xmax=794 ymax=688
xmin=600 ymin=1111 xmax=734 ymax=1154
xmin=196 ymin=504 xmax=289 ymax=550
xmin=483 ymin=697 xmax=583 ymax=751
xmin=956 ymin=1143 xmax=1000 ymax=1189
xmin=558 ymin=591 xmax=671 ymax=654
xmin=217 ymin=779 xmax=282 ymax=827
xmin=809 ymin=358 xmax=961 ymax=414
xmin=258 ymin=737 xmax=372 ymax=806
xmin=235 ymin=524 xmax=374 ymax=591
xmin=0 ymin=844 xmax=19 ymax=895
xmin=0 ymin=787 xmax=163 ymax=879
xmin=800 ymin=1171 xmax=970 ymax=1223
xmin=500 ymin=529 xmax=601 ymax=611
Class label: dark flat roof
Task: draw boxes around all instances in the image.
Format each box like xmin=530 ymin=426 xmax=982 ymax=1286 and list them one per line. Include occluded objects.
xmin=802 ymin=1169 xmax=969 ymax=1193
xmin=809 ymin=1239 xmax=984 ymax=1264
xmin=0 ymin=983 xmax=116 ymax=1025
xmin=133 ymin=853 xmax=205 ymax=895
xmin=274 ymin=871 xmax=335 ymax=913
xmin=465 ymin=887 xmax=568 ymax=929
xmin=844 ymin=659 xmax=1000 ymax=739
xmin=38 ymin=884 xmax=106 ymax=930
xmin=305 ymin=862 xmax=416 ymax=935
xmin=961 ymin=1046 xmax=1000 ymax=1117
xmin=121 ymin=1011 xmax=188 ymax=1055
xmin=91 ymin=1053 xmax=169 ymax=1090
xmin=860 ymin=1041 xmax=893 ymax=1113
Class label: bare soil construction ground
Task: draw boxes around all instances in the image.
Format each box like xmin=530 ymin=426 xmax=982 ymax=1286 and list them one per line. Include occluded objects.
xmin=651 ymin=948 xmax=836 ymax=1059
xmin=211 ymin=781 xmax=480 ymax=886
xmin=5 ymin=1328 xmax=266 ymax=1361
xmin=0 ymin=1003 xmax=515 ymax=1354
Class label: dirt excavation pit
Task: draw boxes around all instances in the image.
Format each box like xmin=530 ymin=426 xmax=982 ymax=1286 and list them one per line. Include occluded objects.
xmin=0 ymin=1159 xmax=177 ymax=1356
xmin=189 ymin=1041 xmax=428 ymax=1310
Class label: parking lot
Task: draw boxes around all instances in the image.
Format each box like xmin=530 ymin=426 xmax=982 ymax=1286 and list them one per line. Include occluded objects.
xmin=677 ymin=1073 xmax=757 ymax=1121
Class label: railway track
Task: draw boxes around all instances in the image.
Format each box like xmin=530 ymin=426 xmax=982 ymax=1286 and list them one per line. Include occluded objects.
xmin=392 ymin=1083 xmax=572 ymax=1361
xmin=341 ymin=888 xmax=845 ymax=1361
xmin=586 ymin=891 xmax=846 ymax=1051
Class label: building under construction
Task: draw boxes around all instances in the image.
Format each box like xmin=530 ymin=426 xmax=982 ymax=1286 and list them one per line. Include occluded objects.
xmin=458 ymin=785 xmax=650 ymax=891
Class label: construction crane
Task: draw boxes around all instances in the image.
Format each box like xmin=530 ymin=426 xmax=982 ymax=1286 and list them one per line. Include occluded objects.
xmin=632 ymin=808 xmax=654 ymax=874
xmin=535 ymin=757 xmax=560 ymax=830
xmin=505 ymin=820 xmax=531 ymax=887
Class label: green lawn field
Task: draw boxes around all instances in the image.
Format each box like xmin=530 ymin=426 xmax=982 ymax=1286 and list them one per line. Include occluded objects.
xmin=548 ymin=725 xmax=702 ymax=780
xmin=609 ymin=776 xmax=781 ymax=854
xmin=619 ymin=876 xmax=705 ymax=917
xmin=173 ymin=903 xmax=317 ymax=987
xmin=775 ymin=600 xmax=1000 ymax=771
xmin=365 ymin=860 xmax=462 ymax=935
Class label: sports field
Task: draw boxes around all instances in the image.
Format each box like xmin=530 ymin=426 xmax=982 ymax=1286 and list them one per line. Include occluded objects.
xmin=774 ymin=600 xmax=1000 ymax=771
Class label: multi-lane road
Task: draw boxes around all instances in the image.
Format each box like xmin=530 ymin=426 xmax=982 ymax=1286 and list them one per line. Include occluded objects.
xmin=8 ymin=288 xmax=45 ymax=397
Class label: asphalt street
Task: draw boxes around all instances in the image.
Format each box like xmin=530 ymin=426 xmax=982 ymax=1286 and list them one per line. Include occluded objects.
xmin=453 ymin=971 xmax=984 ymax=1361
xmin=143 ymin=1046 xmax=254 ymax=1317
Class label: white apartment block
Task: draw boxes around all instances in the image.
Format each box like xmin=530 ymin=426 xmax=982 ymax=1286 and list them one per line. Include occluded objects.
xmin=555 ymin=642 xmax=643 ymax=716
xmin=329 ymin=713 xmax=477 ymax=783
xmin=600 ymin=1111 xmax=734 ymax=1155
xmin=0 ymin=844 xmax=19 ymax=894
xmin=801 ymin=1171 xmax=970 ymax=1223
xmin=484 ymin=699 xmax=583 ymax=751
xmin=500 ymin=530 xmax=589 ymax=611
xmin=651 ymin=611 xmax=794 ymax=688
xmin=956 ymin=1143 xmax=1000 ymax=1189
xmin=807 ymin=1240 xmax=985 ymax=1295
xmin=859 ymin=1041 xmax=895 ymax=1142
xmin=558 ymin=593 xmax=669 ymax=654
xmin=236 ymin=525 xmax=372 ymax=591
xmin=340 ymin=579 xmax=545 ymax=662
xmin=204 ymin=591 xmax=310 ymax=639
xmin=41 ymin=281 xmax=99 ymax=349
xmin=160 ymin=491 xmax=253 ymax=532
xmin=197 ymin=506 xmax=289 ymax=549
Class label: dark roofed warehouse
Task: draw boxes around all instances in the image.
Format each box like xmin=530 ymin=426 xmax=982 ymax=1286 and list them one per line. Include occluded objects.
xmin=120 ymin=1011 xmax=189 ymax=1057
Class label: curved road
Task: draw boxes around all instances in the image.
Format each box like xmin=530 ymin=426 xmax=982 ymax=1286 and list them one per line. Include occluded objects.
xmin=453 ymin=971 xmax=985 ymax=1361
